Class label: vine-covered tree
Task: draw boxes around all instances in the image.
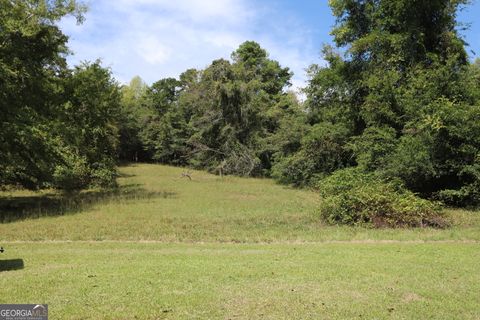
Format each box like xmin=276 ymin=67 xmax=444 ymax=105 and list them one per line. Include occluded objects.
xmin=136 ymin=42 xmax=296 ymax=176
xmin=275 ymin=0 xmax=480 ymax=206
xmin=187 ymin=41 xmax=293 ymax=176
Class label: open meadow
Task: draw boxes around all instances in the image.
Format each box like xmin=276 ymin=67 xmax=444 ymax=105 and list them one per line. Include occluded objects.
xmin=3 ymin=0 xmax=480 ymax=318
xmin=1 ymin=164 xmax=479 ymax=319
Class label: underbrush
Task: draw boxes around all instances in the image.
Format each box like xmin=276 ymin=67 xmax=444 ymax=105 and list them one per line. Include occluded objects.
xmin=315 ymin=168 xmax=448 ymax=228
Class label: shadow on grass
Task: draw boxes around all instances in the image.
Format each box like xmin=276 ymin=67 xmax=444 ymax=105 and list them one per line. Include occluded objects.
xmin=0 ymin=184 xmax=176 ymax=223
xmin=117 ymin=171 xmax=136 ymax=178
xmin=0 ymin=259 xmax=24 ymax=272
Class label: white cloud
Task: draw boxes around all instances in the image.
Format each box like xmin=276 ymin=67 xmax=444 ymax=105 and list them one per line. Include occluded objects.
xmin=116 ymin=0 xmax=253 ymax=24
xmin=136 ymin=36 xmax=172 ymax=64
xmin=204 ymin=32 xmax=245 ymax=49
xmin=60 ymin=0 xmax=322 ymax=90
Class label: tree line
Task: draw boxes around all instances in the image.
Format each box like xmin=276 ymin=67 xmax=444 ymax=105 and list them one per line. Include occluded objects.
xmin=1 ymin=1 xmax=120 ymax=190
xmin=2 ymin=0 xmax=480 ymax=225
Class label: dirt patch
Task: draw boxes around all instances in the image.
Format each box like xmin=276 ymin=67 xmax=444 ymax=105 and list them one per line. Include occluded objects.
xmin=402 ymin=292 xmax=423 ymax=303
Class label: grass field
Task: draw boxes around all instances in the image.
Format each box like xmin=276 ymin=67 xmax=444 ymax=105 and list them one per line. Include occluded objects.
xmin=1 ymin=164 xmax=479 ymax=319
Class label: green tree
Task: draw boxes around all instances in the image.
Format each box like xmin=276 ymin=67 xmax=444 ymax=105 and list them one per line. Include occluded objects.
xmin=161 ymin=42 xmax=297 ymax=176
xmin=0 ymin=0 xmax=85 ymax=189
xmin=281 ymin=0 xmax=480 ymax=208
xmin=55 ymin=61 xmax=122 ymax=189
xmin=140 ymin=77 xmax=193 ymax=165
xmin=118 ymin=76 xmax=151 ymax=162
xmin=187 ymin=42 xmax=293 ymax=176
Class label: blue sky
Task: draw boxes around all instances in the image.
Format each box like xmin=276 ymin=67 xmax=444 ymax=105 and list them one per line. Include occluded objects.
xmin=60 ymin=0 xmax=480 ymax=90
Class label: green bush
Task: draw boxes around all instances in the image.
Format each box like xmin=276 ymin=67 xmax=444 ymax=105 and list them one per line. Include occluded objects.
xmin=90 ymin=163 xmax=118 ymax=189
xmin=53 ymin=153 xmax=90 ymax=191
xmin=52 ymin=150 xmax=118 ymax=191
xmin=271 ymin=151 xmax=318 ymax=186
xmin=316 ymin=168 xmax=447 ymax=228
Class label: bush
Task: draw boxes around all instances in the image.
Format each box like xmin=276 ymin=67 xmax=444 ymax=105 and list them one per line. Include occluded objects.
xmin=53 ymin=152 xmax=90 ymax=191
xmin=52 ymin=149 xmax=118 ymax=191
xmin=90 ymin=163 xmax=118 ymax=189
xmin=316 ymin=168 xmax=447 ymax=228
xmin=271 ymin=151 xmax=318 ymax=186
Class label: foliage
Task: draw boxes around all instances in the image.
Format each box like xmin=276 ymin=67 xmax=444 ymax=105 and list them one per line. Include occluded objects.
xmin=3 ymin=0 xmax=480 ymax=214
xmin=348 ymin=126 xmax=397 ymax=171
xmin=381 ymin=99 xmax=480 ymax=199
xmin=117 ymin=76 xmax=151 ymax=162
xmin=272 ymin=122 xmax=351 ymax=186
xmin=132 ymin=42 xmax=295 ymax=176
xmin=276 ymin=0 xmax=480 ymax=210
xmin=0 ymin=1 xmax=124 ymax=191
xmin=52 ymin=151 xmax=90 ymax=191
xmin=56 ymin=61 xmax=121 ymax=189
xmin=185 ymin=43 xmax=293 ymax=175
xmin=0 ymin=0 xmax=85 ymax=189
xmin=317 ymin=168 xmax=446 ymax=228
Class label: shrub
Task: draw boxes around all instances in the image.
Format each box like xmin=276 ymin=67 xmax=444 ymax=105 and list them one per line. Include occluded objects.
xmin=52 ymin=150 xmax=118 ymax=191
xmin=53 ymin=153 xmax=90 ymax=191
xmin=90 ymin=163 xmax=118 ymax=189
xmin=436 ymin=186 xmax=480 ymax=208
xmin=271 ymin=151 xmax=318 ymax=186
xmin=316 ymin=168 xmax=447 ymax=228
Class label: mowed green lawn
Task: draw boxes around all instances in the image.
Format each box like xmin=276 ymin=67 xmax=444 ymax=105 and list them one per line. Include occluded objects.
xmin=1 ymin=242 xmax=479 ymax=319
xmin=1 ymin=164 xmax=479 ymax=319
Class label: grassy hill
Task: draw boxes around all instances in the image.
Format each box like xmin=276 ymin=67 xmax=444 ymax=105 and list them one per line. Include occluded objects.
xmin=1 ymin=164 xmax=479 ymax=319
xmin=1 ymin=164 xmax=479 ymax=242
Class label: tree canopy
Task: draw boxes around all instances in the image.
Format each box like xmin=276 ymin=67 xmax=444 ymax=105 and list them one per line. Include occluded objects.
xmin=2 ymin=0 xmax=480 ymax=213
xmin=274 ymin=0 xmax=480 ymax=208
xmin=0 ymin=0 xmax=119 ymax=190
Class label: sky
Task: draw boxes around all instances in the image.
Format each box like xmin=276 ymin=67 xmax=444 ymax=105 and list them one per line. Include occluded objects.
xmin=60 ymin=0 xmax=480 ymax=91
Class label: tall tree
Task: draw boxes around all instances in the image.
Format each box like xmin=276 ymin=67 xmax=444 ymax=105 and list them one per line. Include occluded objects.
xmin=0 ymin=0 xmax=85 ymax=188
xmin=55 ymin=61 xmax=122 ymax=189
xmin=118 ymin=76 xmax=151 ymax=162
xmin=278 ymin=0 xmax=480 ymax=207
xmin=188 ymin=42 xmax=293 ymax=176
xmin=140 ymin=77 xmax=193 ymax=165
xmin=1 ymin=1 xmax=123 ymax=190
